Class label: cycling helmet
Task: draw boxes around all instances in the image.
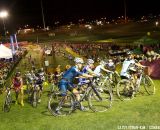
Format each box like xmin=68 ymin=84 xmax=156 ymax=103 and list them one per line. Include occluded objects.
xmin=74 ymin=57 xmax=84 ymax=64
xmin=15 ymin=72 xmax=21 ymax=77
xmin=87 ymin=59 xmax=94 ymax=65
xmin=66 ymin=65 xmax=71 ymax=70
xmin=40 ymin=68 xmax=44 ymax=71
xmin=100 ymin=60 xmax=106 ymax=65
xmin=108 ymin=59 xmax=113 ymax=62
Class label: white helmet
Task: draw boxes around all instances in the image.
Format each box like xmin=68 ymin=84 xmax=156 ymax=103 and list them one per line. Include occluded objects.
xmin=100 ymin=60 xmax=106 ymax=65
xmin=87 ymin=59 xmax=94 ymax=65
xmin=74 ymin=57 xmax=84 ymax=64
xmin=108 ymin=59 xmax=113 ymax=62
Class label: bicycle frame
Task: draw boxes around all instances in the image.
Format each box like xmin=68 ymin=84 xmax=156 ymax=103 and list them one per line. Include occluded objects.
xmin=2 ymin=87 xmax=12 ymax=112
xmin=129 ymin=67 xmax=148 ymax=92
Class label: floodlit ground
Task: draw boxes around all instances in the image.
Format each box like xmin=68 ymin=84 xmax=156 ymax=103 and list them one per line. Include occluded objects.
xmin=16 ymin=22 xmax=160 ymax=44
xmin=0 ymin=43 xmax=159 ymax=130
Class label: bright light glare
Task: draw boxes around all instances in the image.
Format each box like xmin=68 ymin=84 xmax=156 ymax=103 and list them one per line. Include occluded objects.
xmin=0 ymin=11 xmax=8 ymax=18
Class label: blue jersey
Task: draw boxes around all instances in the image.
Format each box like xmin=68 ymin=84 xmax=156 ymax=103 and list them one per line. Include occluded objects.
xmin=79 ymin=65 xmax=90 ymax=85
xmin=82 ymin=65 xmax=90 ymax=74
xmin=62 ymin=66 xmax=83 ymax=82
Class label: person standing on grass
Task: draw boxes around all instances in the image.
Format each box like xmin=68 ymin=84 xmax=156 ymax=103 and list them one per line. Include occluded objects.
xmin=57 ymin=57 xmax=93 ymax=114
xmin=12 ymin=72 xmax=24 ymax=106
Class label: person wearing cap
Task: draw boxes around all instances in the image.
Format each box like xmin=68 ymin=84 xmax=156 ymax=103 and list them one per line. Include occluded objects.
xmin=58 ymin=57 xmax=93 ymax=113
xmin=12 ymin=72 xmax=24 ymax=106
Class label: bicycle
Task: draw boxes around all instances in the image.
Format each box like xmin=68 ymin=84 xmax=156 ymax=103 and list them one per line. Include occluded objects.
xmin=2 ymin=86 xmax=13 ymax=112
xmin=97 ymin=71 xmax=120 ymax=100
xmin=116 ymin=67 xmax=155 ymax=101
xmin=29 ymin=84 xmax=41 ymax=107
xmin=48 ymin=77 xmax=113 ymax=116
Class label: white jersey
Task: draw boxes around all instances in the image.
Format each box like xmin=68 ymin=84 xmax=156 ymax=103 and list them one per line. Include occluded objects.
xmin=120 ymin=59 xmax=135 ymax=77
xmin=94 ymin=65 xmax=103 ymax=76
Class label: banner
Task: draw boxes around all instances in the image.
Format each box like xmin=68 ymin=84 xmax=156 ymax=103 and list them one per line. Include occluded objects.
xmin=14 ymin=34 xmax=19 ymax=49
xmin=141 ymin=59 xmax=160 ymax=79
xmin=10 ymin=35 xmax=15 ymax=55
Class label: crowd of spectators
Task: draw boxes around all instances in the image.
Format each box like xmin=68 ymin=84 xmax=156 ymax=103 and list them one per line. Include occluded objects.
xmin=0 ymin=48 xmax=28 ymax=89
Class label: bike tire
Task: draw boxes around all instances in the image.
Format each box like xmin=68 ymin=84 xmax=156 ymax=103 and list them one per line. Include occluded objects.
xmin=88 ymin=86 xmax=112 ymax=112
xmin=112 ymin=71 xmax=120 ymax=87
xmin=2 ymin=95 xmax=12 ymax=112
xmin=143 ymin=75 xmax=155 ymax=95
xmin=32 ymin=91 xmax=38 ymax=107
xmin=116 ymin=79 xmax=134 ymax=101
xmin=48 ymin=92 xmax=74 ymax=116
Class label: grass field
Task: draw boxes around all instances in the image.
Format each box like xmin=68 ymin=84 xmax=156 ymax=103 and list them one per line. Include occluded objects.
xmin=0 ymin=43 xmax=160 ymax=130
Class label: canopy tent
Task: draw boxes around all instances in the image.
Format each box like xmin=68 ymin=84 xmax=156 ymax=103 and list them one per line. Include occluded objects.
xmin=0 ymin=44 xmax=13 ymax=59
xmin=134 ymin=36 xmax=159 ymax=45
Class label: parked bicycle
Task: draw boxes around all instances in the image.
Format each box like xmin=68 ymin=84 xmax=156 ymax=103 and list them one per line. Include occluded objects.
xmin=28 ymin=84 xmax=41 ymax=107
xmin=2 ymin=86 xmax=13 ymax=112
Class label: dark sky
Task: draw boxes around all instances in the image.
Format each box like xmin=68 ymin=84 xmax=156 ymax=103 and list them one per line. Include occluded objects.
xmin=0 ymin=0 xmax=160 ymax=29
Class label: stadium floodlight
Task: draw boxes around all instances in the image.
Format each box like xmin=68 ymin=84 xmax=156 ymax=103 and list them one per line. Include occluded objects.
xmin=0 ymin=10 xmax=8 ymax=37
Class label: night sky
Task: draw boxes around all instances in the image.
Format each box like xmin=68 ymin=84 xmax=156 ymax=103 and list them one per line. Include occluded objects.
xmin=0 ymin=0 xmax=160 ymax=30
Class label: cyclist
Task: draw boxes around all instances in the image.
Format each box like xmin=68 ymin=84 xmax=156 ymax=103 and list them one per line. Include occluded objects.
xmin=106 ymin=59 xmax=116 ymax=80
xmin=94 ymin=60 xmax=113 ymax=76
xmin=54 ymin=65 xmax=63 ymax=85
xmin=12 ymin=72 xmax=24 ymax=106
xmin=106 ymin=59 xmax=115 ymax=71
xmin=120 ymin=53 xmax=146 ymax=88
xmin=58 ymin=57 xmax=93 ymax=113
xmin=34 ymin=72 xmax=45 ymax=103
xmin=79 ymin=59 xmax=96 ymax=85
xmin=47 ymin=72 xmax=55 ymax=92
xmin=120 ymin=54 xmax=145 ymax=79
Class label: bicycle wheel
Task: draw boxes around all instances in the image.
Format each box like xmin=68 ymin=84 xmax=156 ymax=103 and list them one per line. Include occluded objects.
xmin=116 ymin=79 xmax=134 ymax=101
xmin=88 ymin=86 xmax=112 ymax=112
xmin=3 ymin=95 xmax=12 ymax=112
xmin=48 ymin=92 xmax=74 ymax=116
xmin=32 ymin=91 xmax=38 ymax=107
xmin=143 ymin=75 xmax=155 ymax=95
xmin=112 ymin=71 xmax=120 ymax=87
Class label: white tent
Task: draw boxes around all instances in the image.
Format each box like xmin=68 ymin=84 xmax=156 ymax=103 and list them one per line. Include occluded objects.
xmin=0 ymin=44 xmax=13 ymax=59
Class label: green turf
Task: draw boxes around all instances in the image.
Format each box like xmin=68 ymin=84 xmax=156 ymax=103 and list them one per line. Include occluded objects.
xmin=0 ymin=80 xmax=159 ymax=130
xmin=0 ymin=43 xmax=160 ymax=130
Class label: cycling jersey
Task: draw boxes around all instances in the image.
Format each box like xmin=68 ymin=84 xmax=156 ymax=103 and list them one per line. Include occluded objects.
xmin=120 ymin=59 xmax=135 ymax=78
xmin=13 ymin=77 xmax=23 ymax=92
xmin=59 ymin=66 xmax=83 ymax=96
xmin=79 ymin=65 xmax=91 ymax=85
xmin=62 ymin=66 xmax=83 ymax=82
xmin=94 ymin=65 xmax=103 ymax=76
xmin=82 ymin=65 xmax=90 ymax=74
xmin=13 ymin=78 xmax=21 ymax=88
